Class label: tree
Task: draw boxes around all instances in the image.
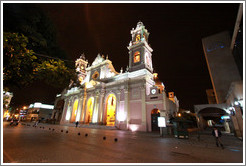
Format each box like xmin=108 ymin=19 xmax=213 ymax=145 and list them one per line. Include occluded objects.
xmin=3 ymin=32 xmax=37 ymax=88
xmin=35 ymin=59 xmax=76 ymax=88
xmin=3 ymin=32 xmax=76 ymax=90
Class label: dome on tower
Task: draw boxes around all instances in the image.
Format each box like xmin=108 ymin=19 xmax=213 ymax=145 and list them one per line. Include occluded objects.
xmin=136 ymin=21 xmax=144 ymax=28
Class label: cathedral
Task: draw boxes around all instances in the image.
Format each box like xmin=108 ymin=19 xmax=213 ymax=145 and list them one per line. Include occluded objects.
xmin=53 ymin=21 xmax=179 ymax=132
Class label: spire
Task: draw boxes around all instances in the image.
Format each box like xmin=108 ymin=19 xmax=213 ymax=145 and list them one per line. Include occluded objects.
xmin=80 ymin=53 xmax=86 ymax=60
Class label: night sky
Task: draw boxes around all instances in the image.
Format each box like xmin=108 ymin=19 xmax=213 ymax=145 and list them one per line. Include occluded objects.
xmin=8 ymin=3 xmax=240 ymax=110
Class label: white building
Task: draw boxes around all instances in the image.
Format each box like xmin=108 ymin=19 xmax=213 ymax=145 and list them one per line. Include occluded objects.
xmin=54 ymin=22 xmax=179 ymax=132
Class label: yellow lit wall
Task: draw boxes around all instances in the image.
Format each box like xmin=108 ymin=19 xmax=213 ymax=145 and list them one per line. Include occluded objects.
xmin=73 ymin=100 xmax=78 ymax=116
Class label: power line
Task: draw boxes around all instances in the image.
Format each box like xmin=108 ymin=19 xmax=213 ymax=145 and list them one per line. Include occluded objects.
xmin=33 ymin=53 xmax=74 ymax=63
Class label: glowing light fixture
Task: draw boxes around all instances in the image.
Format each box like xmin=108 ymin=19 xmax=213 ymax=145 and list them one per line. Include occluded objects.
xmin=221 ymin=116 xmax=230 ymax=120
xmin=234 ymin=101 xmax=240 ymax=106
xmin=129 ymin=125 xmax=138 ymax=132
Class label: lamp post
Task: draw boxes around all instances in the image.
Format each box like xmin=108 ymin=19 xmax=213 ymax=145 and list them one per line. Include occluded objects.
xmin=231 ymin=98 xmax=243 ymax=138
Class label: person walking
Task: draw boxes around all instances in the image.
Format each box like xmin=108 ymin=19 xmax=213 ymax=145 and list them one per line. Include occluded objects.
xmin=34 ymin=120 xmax=39 ymax=126
xmin=212 ymin=127 xmax=224 ymax=149
xmin=75 ymin=121 xmax=79 ymax=128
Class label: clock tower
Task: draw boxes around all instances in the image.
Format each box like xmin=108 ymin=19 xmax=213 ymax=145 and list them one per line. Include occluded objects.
xmin=128 ymin=21 xmax=153 ymax=73
xmin=75 ymin=53 xmax=88 ymax=84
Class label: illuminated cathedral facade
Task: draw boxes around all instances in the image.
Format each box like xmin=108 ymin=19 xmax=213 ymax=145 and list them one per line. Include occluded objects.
xmin=54 ymin=22 xmax=179 ymax=132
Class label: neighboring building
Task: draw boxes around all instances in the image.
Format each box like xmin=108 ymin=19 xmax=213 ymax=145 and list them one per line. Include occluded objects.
xmin=3 ymin=91 xmax=13 ymax=120
xmin=202 ymin=31 xmax=241 ymax=104
xmin=206 ymin=89 xmax=217 ymax=104
xmin=19 ymin=109 xmax=28 ymax=121
xmin=56 ymin=21 xmax=179 ymax=132
xmin=196 ymin=4 xmax=243 ymax=138
xmin=26 ymin=102 xmax=54 ymax=122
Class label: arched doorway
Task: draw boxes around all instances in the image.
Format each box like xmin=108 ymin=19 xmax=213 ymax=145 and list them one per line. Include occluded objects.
xmin=85 ymin=97 xmax=94 ymax=123
xmin=70 ymin=99 xmax=79 ymax=122
xmin=151 ymin=108 xmax=160 ymax=131
xmin=198 ymin=107 xmax=228 ymax=131
xmin=105 ymin=94 xmax=116 ymax=126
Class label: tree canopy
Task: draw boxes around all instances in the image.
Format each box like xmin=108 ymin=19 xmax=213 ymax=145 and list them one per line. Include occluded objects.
xmin=3 ymin=4 xmax=77 ymax=91
xmin=3 ymin=32 xmax=76 ymax=90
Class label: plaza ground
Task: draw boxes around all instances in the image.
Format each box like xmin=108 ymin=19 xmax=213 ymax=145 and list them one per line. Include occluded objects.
xmin=3 ymin=122 xmax=244 ymax=163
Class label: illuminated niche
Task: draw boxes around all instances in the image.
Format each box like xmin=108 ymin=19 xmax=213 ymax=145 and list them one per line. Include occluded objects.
xmin=134 ymin=51 xmax=140 ymax=63
xmin=135 ymin=34 xmax=140 ymax=42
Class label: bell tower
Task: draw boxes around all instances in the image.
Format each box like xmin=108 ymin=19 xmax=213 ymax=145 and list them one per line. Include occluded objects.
xmin=75 ymin=53 xmax=88 ymax=84
xmin=128 ymin=21 xmax=153 ymax=73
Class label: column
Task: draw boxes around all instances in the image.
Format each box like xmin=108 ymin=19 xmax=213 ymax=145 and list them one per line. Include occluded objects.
xmin=60 ymin=99 xmax=69 ymax=124
xmin=141 ymin=86 xmax=147 ymax=130
xmin=97 ymin=91 xmax=105 ymax=124
xmin=124 ymin=86 xmax=129 ymax=128
xmin=234 ymin=106 xmax=243 ymax=138
xmin=115 ymin=90 xmax=121 ymax=127
xmin=92 ymin=94 xmax=99 ymax=123
xmin=69 ymin=98 xmax=75 ymax=122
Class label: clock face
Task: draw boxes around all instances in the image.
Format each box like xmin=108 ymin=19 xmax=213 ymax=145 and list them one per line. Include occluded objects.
xmin=145 ymin=52 xmax=152 ymax=68
xmin=151 ymin=89 xmax=157 ymax=94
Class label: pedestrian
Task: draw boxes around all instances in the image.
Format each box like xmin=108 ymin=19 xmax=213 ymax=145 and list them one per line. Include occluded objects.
xmin=212 ymin=127 xmax=224 ymax=149
xmin=34 ymin=120 xmax=39 ymax=126
xmin=75 ymin=121 xmax=79 ymax=128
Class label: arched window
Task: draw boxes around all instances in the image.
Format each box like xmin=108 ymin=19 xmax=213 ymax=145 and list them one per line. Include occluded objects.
xmin=134 ymin=51 xmax=140 ymax=63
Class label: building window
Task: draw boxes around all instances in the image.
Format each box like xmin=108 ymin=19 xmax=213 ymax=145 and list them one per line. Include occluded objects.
xmin=134 ymin=51 xmax=140 ymax=63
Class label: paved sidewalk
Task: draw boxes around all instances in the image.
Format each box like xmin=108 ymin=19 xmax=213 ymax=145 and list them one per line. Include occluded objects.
xmin=3 ymin=122 xmax=244 ymax=163
xmin=23 ymin=122 xmax=243 ymax=151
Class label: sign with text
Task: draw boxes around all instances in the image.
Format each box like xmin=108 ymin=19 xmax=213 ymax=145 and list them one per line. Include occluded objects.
xmin=158 ymin=117 xmax=166 ymax=127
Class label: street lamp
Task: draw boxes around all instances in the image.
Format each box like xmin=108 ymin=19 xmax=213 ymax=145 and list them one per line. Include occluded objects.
xmin=229 ymin=107 xmax=235 ymax=116
xmin=234 ymin=101 xmax=240 ymax=106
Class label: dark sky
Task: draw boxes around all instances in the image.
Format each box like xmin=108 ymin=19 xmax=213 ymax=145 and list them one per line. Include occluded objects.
xmin=9 ymin=3 xmax=240 ymax=110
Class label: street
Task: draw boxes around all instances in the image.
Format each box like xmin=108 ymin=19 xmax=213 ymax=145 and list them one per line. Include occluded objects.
xmin=3 ymin=122 xmax=243 ymax=163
